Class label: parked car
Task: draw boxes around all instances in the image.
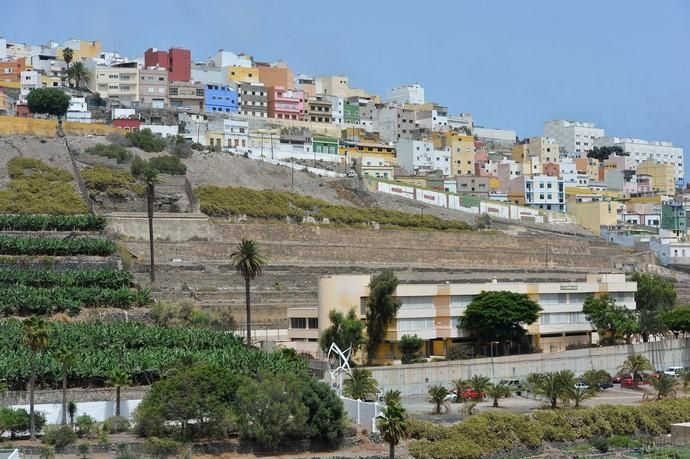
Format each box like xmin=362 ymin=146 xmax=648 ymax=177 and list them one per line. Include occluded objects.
xmin=620 ymin=376 xmax=651 ymax=388
xmin=500 ymin=378 xmax=523 ymax=395
xmin=574 ymin=382 xmax=589 ymax=390
xmin=664 ymin=366 xmax=684 ymax=377
xmin=597 ymin=381 xmax=614 ymax=390
xmin=460 ymin=388 xmax=486 ymax=400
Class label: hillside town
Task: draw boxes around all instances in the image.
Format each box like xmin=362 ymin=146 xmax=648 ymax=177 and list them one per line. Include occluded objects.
xmin=1 ymin=21 xmax=690 ymax=459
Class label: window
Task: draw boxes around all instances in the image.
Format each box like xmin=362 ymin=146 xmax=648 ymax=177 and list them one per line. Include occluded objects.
xmin=308 ymin=318 xmax=318 ymax=329
xmin=397 ymin=318 xmax=434 ymax=332
xmin=290 ymin=318 xmax=307 ymax=329
xmin=399 ymin=296 xmax=433 ymax=309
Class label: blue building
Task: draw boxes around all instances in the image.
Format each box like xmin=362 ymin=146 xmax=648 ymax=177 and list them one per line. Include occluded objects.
xmin=204 ymin=84 xmax=238 ymax=114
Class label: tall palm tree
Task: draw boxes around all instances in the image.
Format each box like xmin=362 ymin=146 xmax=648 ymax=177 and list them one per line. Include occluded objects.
xmin=377 ymin=401 xmax=407 ymax=459
xmin=230 ymin=238 xmax=267 ymax=345
xmin=62 ymin=47 xmax=74 ymax=66
xmin=54 ymin=346 xmax=77 ymax=425
xmin=651 ymin=374 xmax=677 ymax=400
xmin=618 ymin=354 xmax=653 ymax=388
xmin=67 ymin=62 xmax=90 ymax=89
xmin=467 ymin=375 xmax=491 ymax=395
xmin=427 ymin=385 xmax=449 ymax=414
xmin=142 ymin=166 xmax=160 ymax=283
xmin=343 ymin=368 xmax=378 ymax=400
xmin=23 ymin=316 xmax=50 ymax=439
xmin=106 ymin=368 xmax=131 ymax=417
xmin=485 ymin=383 xmax=512 ymax=408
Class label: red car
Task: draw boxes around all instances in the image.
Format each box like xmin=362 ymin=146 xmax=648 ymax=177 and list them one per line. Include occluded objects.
xmin=460 ymin=388 xmax=486 ymax=400
xmin=620 ymin=375 xmax=651 ymax=388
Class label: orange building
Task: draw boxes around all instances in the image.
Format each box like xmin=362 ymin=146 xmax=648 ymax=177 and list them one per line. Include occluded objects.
xmin=257 ymin=63 xmax=294 ymax=89
xmin=0 ymin=58 xmax=27 ymax=83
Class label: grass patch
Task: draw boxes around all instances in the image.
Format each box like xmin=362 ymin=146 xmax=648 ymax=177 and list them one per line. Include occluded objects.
xmin=196 ymin=186 xmax=471 ymax=231
xmin=0 ymin=157 xmax=87 ymax=214
xmin=84 ymin=144 xmax=133 ymax=163
xmin=81 ymin=165 xmax=144 ymax=198
xmin=126 ymin=128 xmax=167 ymax=152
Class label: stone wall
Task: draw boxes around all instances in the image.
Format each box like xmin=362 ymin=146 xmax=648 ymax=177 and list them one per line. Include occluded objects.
xmin=2 ymin=385 xmax=149 ymax=405
xmin=364 ymin=338 xmax=690 ymax=396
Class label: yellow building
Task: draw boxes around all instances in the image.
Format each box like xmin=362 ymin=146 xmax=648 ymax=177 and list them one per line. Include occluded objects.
xmin=513 ymin=137 xmax=559 ymax=165
xmin=568 ymin=199 xmax=624 ymax=235
xmin=57 ymin=40 xmax=101 ymax=61
xmin=40 ymin=75 xmax=62 ymax=88
xmin=206 ymin=131 xmax=224 ymax=150
xmin=227 ymin=66 xmax=259 ymax=84
xmin=637 ymin=160 xmax=675 ymax=195
xmin=433 ymin=132 xmax=474 ymax=176
xmin=339 ymin=140 xmax=396 ymax=164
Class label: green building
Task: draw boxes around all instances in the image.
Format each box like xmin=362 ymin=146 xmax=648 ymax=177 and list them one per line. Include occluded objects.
xmin=344 ymin=102 xmax=360 ymax=124
xmin=312 ymin=135 xmax=339 ymax=154
xmin=661 ymin=202 xmax=687 ymax=236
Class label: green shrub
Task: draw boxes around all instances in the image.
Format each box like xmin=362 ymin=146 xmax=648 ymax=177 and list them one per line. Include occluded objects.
xmin=81 ymin=166 xmax=143 ymax=197
xmin=0 ymin=236 xmax=116 ymax=256
xmin=76 ymin=414 xmax=96 ymax=438
xmin=148 ymin=155 xmax=186 ymax=175
xmin=0 ymin=407 xmax=46 ymax=438
xmin=126 ymin=129 xmax=167 ymax=152
xmin=104 ymin=416 xmax=131 ymax=433
xmin=590 ymin=435 xmax=609 ymax=453
xmin=0 ymin=214 xmax=106 ymax=231
xmin=42 ymin=425 xmax=77 ymax=448
xmin=408 ymin=438 xmax=483 ymax=459
xmin=608 ymin=435 xmax=641 ymax=448
xmin=0 ymin=269 xmax=132 ymax=289
xmin=130 ymin=155 xmax=147 ymax=177
xmin=145 ymin=437 xmax=183 ymax=459
xmin=406 ymin=418 xmax=452 ymax=441
xmin=85 ymin=144 xmax=133 ymax=163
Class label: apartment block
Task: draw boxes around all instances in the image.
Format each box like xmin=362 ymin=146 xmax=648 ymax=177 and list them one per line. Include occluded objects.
xmin=19 ymin=70 xmax=40 ymax=101
xmin=396 ymin=139 xmax=434 ymax=174
xmin=456 ymin=175 xmax=490 ymax=198
xmin=0 ymin=58 xmax=27 ymax=83
xmin=287 ymin=273 xmax=637 ymax=360
xmin=267 ymin=86 xmax=304 ymax=120
xmin=637 ymin=160 xmax=675 ymax=195
xmin=223 ymin=117 xmax=249 ymax=149
xmin=227 ymin=66 xmax=259 ymax=84
xmin=169 ymin=81 xmax=204 ymax=111
xmin=204 ymin=83 xmax=238 ymax=114
xmin=433 ymin=132 xmax=475 ymax=176
xmin=473 ymin=126 xmax=516 ymax=144
xmin=139 ymin=68 xmax=169 ymax=108
xmin=544 ymin=119 xmax=605 ymax=156
xmin=144 ymin=47 xmax=191 ymax=82
xmin=257 ymin=62 xmax=294 ymax=89
xmin=305 ymin=96 xmax=332 ymax=123
xmin=316 ymin=75 xmax=350 ymax=98
xmin=90 ymin=63 xmax=139 ymax=106
xmin=384 ymin=83 xmax=425 ymax=105
xmin=237 ymin=82 xmax=267 ymax=118
xmin=374 ymin=105 xmax=417 ymax=142
xmin=525 ymin=175 xmax=566 ymax=212
xmin=295 ymin=74 xmax=316 ymax=97
xmin=339 ymin=139 xmax=396 ymax=164
xmin=414 ymin=103 xmax=449 ymax=131
xmin=213 ymin=50 xmax=252 ymax=68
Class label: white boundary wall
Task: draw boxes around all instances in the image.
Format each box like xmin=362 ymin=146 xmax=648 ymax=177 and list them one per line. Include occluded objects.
xmin=367 ymin=338 xmax=690 ymax=396
xmin=11 ymin=399 xmax=142 ymax=424
xmin=340 ymin=397 xmax=382 ymax=433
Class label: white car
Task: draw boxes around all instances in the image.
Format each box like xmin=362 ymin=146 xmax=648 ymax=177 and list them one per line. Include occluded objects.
xmin=664 ymin=366 xmax=684 ymax=377
xmin=574 ymin=382 xmax=589 ymax=390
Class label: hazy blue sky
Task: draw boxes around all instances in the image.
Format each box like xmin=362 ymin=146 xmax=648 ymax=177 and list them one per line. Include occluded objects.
xmin=4 ymin=0 xmax=690 ymax=176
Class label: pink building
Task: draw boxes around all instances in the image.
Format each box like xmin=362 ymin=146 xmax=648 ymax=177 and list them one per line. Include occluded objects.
xmin=543 ymin=162 xmax=560 ymax=177
xmin=474 ymin=149 xmax=489 ymax=175
xmin=267 ymin=86 xmax=304 ymax=120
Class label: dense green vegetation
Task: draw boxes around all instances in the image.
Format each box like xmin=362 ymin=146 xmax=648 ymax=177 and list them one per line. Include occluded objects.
xmin=407 ymin=398 xmax=690 ymax=459
xmin=0 ymin=214 xmax=106 ymax=231
xmin=84 ymin=144 xmax=133 ymax=163
xmin=0 ymin=269 xmax=131 ymax=288
xmin=0 ymin=320 xmax=306 ymax=390
xmin=0 ymin=236 xmax=115 ymax=256
xmin=0 ymin=157 xmax=87 ymax=214
xmin=197 ymin=186 xmax=471 ymax=230
xmin=126 ymin=129 xmax=167 ymax=152
xmin=0 ymin=285 xmax=151 ymax=316
xmin=81 ymin=166 xmax=144 ymax=198
xmin=0 ymin=407 xmax=46 ymax=438
xmin=147 ymin=155 xmax=186 ymax=175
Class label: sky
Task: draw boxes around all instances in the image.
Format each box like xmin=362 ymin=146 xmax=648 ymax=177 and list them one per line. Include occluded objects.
xmin=4 ymin=0 xmax=690 ymax=178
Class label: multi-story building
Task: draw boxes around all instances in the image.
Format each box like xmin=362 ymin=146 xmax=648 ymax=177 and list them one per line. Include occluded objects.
xmin=237 ymin=82 xmax=267 ymax=117
xmin=191 ymin=64 xmax=225 ymax=86
xmin=356 ymin=156 xmax=395 ymax=180
xmin=325 ymin=96 xmax=343 ymax=124
xmin=374 ymin=105 xmax=417 ymax=142
xmin=223 ymin=117 xmax=249 ymax=149
xmin=204 ymin=83 xmax=238 ymax=114
xmin=568 ymin=199 xmax=623 ymax=235
xmin=544 ymin=119 xmax=605 ymax=156
xmin=168 ymin=81 xmax=204 ymax=111
xmin=139 ymin=68 xmax=169 ymax=108
xmin=525 ymin=175 xmax=566 ymax=212
xmin=89 ymin=63 xmax=139 ymax=106
xmin=384 ymin=83 xmax=424 ymax=105
xmin=433 ymin=132 xmax=475 ymax=176
xmin=267 ymin=86 xmax=304 ymax=120
xmin=295 ymin=74 xmax=316 ymax=97
xmin=433 ymin=147 xmax=451 ymax=176
xmin=19 ymin=70 xmax=40 ymax=102
xmin=661 ymin=201 xmax=686 ymax=236
xmin=287 ymin=273 xmax=637 ymax=359
xmin=213 ymin=50 xmax=252 ymax=68
xmin=473 ymin=126 xmax=517 ymax=144
xmin=339 ymin=139 xmax=396 ymax=164
xmin=414 ymin=103 xmax=449 ymax=131
xmin=456 ymin=175 xmax=490 ymax=198
xmin=65 ymin=96 xmax=91 ymax=123
xmin=448 ymin=113 xmax=473 ymax=132
xmin=343 ymin=101 xmax=359 ymax=125
xmin=144 ymin=47 xmax=191 ymax=82
xmin=594 ymin=136 xmax=684 ymax=186
xmin=637 ymin=160 xmax=675 ymax=195
xmin=512 ymin=137 xmax=560 ymax=164
xmin=257 ymin=62 xmax=294 ymax=89
xmin=316 ymin=75 xmax=350 ymax=98
xmin=0 ymin=58 xmax=27 ymax=83
xmin=305 ymin=96 xmax=332 ymax=123
xmin=227 ymin=66 xmax=259 ymax=84
xmin=396 ymin=139 xmax=434 ymax=174
xmin=57 ymin=40 xmax=101 ymax=62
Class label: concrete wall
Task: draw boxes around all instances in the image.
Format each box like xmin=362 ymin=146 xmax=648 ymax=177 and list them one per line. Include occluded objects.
xmin=107 ymin=212 xmax=213 ymax=241
xmin=366 ymin=338 xmax=690 ymax=396
xmin=11 ymin=400 xmax=141 ymax=424
xmin=0 ymin=115 xmax=120 ymax=136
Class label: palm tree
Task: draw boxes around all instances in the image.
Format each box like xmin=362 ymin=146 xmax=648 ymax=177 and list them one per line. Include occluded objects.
xmin=581 ymin=369 xmax=611 ymax=391
xmin=467 ymin=375 xmax=491 ymax=396
xmin=142 ymin=166 xmax=160 ymax=283
xmin=106 ymin=368 xmax=131 ymax=417
xmin=23 ymin=316 xmax=50 ymax=439
xmin=651 ymin=374 xmax=677 ymax=400
xmin=531 ymin=371 xmax=575 ymax=408
xmin=54 ymin=346 xmax=77 ymax=425
xmin=230 ymin=238 xmax=267 ymax=345
xmin=485 ymin=383 xmax=512 ymax=408
xmin=618 ymin=354 xmax=653 ymax=388
xmin=67 ymin=62 xmax=90 ymax=89
xmin=62 ymin=47 xmax=74 ymax=66
xmin=427 ymin=385 xmax=449 ymax=414
xmin=383 ymin=389 xmax=401 ymax=406
xmin=343 ymin=368 xmax=378 ymax=400
xmin=565 ymin=386 xmax=594 ymax=408
xmin=377 ymin=401 xmax=407 ymax=459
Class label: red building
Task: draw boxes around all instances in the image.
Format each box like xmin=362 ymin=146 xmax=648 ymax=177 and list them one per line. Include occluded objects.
xmin=113 ymin=118 xmax=141 ymax=132
xmin=144 ymin=47 xmax=190 ymax=82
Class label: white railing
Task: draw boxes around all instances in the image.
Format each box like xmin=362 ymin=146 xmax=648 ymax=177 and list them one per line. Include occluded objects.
xmin=340 ymin=396 xmax=382 ymax=433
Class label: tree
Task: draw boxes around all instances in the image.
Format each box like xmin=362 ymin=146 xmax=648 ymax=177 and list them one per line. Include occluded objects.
xmin=26 ymin=88 xmax=70 ymax=128
xmin=62 ymin=47 xmax=74 ymax=66
xmin=650 ymin=373 xmax=677 ymax=400
xmin=54 ymin=346 xmax=77 ymax=425
xmin=66 ymin=62 xmax=90 ymax=89
xmin=583 ymin=295 xmax=639 ymax=344
xmin=365 ymin=269 xmax=401 ymax=362
xmin=618 ymin=354 xmax=653 ymax=388
xmin=383 ymin=389 xmax=402 ymax=406
xmin=230 ymin=238 xmax=267 ymax=346
xmin=343 ymin=368 xmax=378 ymax=400
xmin=235 ymin=372 xmax=308 ymax=448
xmin=142 ymin=166 xmax=160 ymax=283
xmin=106 ymin=368 xmax=131 ymax=417
xmin=377 ymin=401 xmax=407 ymax=459
xmin=23 ymin=316 xmax=49 ymax=439
xmin=427 ymin=385 xmax=449 ymax=414
xmin=565 ymin=385 xmax=594 ymax=408
xmin=529 ymin=370 xmax=575 ymax=408
xmin=581 ymin=369 xmax=611 ymax=391
xmin=587 ymin=145 xmax=626 ymax=162
xmin=301 ymin=378 xmax=345 ymax=445
xmin=485 ymin=383 xmax=511 ymax=408
xmin=662 ymin=306 xmax=690 ymax=337
xmin=459 ymin=291 xmax=541 ymax=344
xmin=319 ymin=308 xmax=366 ymax=360
xmin=399 ymin=334 xmax=424 ymax=364
xmin=467 ymin=375 xmax=491 ymax=396
xmin=630 ymin=273 xmax=676 ymax=342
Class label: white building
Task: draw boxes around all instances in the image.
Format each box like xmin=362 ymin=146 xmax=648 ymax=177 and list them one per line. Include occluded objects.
xmin=416 ymin=104 xmax=448 ymax=132
xmin=433 ymin=147 xmax=451 ymax=176
xmin=19 ymin=70 xmax=40 ymax=101
xmin=66 ymin=97 xmax=91 ymax=123
xmin=559 ymin=158 xmax=578 ymax=185
xmin=543 ymin=120 xmax=605 ymax=156
xmin=396 ymin=139 xmax=434 ymax=174
xmin=191 ymin=65 xmax=226 ymax=85
xmin=0 ymin=38 xmax=6 ymax=60
xmin=140 ymin=124 xmax=178 ymax=138
xmin=88 ymin=64 xmax=139 ymax=106
xmin=213 ymin=50 xmax=252 ymax=68
xmin=223 ymin=117 xmax=249 ymax=149
xmin=650 ymin=238 xmax=690 ymax=266
xmin=594 ymin=136 xmax=684 ymax=186
xmin=525 ymin=175 xmax=566 ymax=212
xmin=384 ymin=83 xmax=424 ymax=105
xmin=473 ymin=126 xmax=517 ymax=144
xmin=325 ymin=96 xmax=343 ymax=124
xmin=448 ymin=113 xmax=473 ymax=132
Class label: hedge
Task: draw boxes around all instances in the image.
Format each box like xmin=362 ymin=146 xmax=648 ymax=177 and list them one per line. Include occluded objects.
xmin=0 ymin=214 xmax=106 ymax=231
xmin=0 ymin=236 xmax=116 ymax=256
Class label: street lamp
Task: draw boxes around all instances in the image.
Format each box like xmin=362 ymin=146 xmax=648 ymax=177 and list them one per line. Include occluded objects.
xmin=490 ymin=341 xmax=499 ymax=358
